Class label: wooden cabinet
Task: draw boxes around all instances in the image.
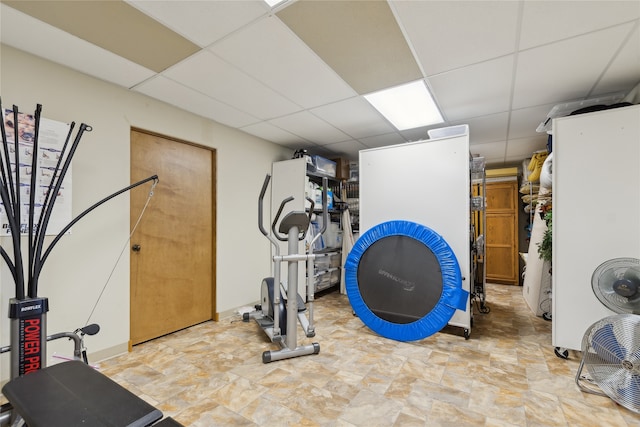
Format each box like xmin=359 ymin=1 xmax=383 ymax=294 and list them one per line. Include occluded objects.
xmin=485 ymin=180 xmax=519 ymax=285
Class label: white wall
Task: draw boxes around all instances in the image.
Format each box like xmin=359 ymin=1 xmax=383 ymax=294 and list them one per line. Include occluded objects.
xmin=0 ymin=45 xmax=290 ymax=380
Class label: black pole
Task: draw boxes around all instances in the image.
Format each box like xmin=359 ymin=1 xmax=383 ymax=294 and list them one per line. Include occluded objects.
xmin=30 ymin=121 xmax=75 ymax=289
xmin=0 ymin=99 xmax=18 ymax=291
xmin=13 ymin=106 xmax=21 ymax=234
xmin=27 ymin=105 xmax=42 ymax=291
xmin=35 ymin=174 xmax=159 ymax=292
xmin=10 ymin=106 xmax=24 ymax=298
xmin=29 ymin=123 xmax=91 ymax=298
xmin=32 ymin=122 xmax=75 ymax=258
xmin=3 ymin=106 xmax=17 ymax=211
xmin=0 ymin=98 xmax=14 ymax=212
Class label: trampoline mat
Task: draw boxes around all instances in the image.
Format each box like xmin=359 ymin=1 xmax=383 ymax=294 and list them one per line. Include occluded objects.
xmin=357 ymin=235 xmax=442 ymax=324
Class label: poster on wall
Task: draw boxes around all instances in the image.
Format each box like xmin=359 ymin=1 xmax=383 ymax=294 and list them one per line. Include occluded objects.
xmin=1 ymin=109 xmax=72 ymax=236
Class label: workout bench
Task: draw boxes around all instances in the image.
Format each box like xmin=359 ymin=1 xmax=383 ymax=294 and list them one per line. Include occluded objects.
xmin=1 ymin=360 xmax=182 ymax=426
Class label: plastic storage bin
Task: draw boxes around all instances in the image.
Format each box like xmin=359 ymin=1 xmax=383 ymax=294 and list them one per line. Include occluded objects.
xmin=310 ymin=155 xmax=336 ymax=178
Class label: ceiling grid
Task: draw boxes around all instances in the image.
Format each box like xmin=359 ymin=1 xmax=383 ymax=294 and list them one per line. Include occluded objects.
xmin=1 ymin=0 xmax=638 ymax=165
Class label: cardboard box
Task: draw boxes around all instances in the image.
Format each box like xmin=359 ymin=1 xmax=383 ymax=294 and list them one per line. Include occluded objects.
xmin=331 ymin=158 xmax=350 ymax=180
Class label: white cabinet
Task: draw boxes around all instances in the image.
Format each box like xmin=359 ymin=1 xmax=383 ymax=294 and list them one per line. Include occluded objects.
xmin=359 ymin=133 xmax=472 ymax=334
xmin=552 ymin=104 xmax=640 ymax=351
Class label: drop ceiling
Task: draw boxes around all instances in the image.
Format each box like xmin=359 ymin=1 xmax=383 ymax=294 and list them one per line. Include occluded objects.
xmin=1 ymin=0 xmax=639 ymax=166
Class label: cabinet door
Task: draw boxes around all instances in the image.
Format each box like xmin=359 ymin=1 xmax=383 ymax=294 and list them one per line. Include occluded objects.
xmin=485 ymin=213 xmax=517 ymax=283
xmin=485 ymin=180 xmax=518 ymax=285
xmin=486 ymin=182 xmax=517 ymax=211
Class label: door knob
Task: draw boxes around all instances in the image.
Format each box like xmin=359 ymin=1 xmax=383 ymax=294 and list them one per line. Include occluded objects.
xmin=132 ymin=244 xmax=141 ymax=252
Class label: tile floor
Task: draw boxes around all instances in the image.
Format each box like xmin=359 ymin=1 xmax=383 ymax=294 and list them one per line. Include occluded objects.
xmin=93 ymin=283 xmax=639 ymax=426
xmin=4 ymin=284 xmax=639 ymax=426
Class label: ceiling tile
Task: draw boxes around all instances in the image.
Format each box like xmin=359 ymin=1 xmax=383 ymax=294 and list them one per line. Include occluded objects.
xmin=126 ymin=0 xmax=268 ymax=47
xmin=275 ymin=140 xmax=317 ymax=150
xmin=240 ymin=121 xmax=308 ymax=146
xmin=512 ymin=23 xmax=634 ymax=109
xmin=268 ymin=111 xmax=351 ymax=145
xmin=505 ymin=136 xmax=548 ymax=160
xmin=358 ymin=132 xmax=406 ymax=149
xmin=310 ymin=97 xmax=396 ymax=139
xmin=392 ymin=0 xmax=520 ymax=75
xmin=277 ymin=0 xmax=421 ymax=94
xmin=592 ymin=25 xmax=640 ymax=95
xmin=520 ymin=1 xmax=640 ymax=50
xmin=451 ymin=113 xmax=509 ymax=145
xmin=4 ymin=0 xmax=199 ymax=73
xmin=469 ymin=140 xmax=506 ymax=160
xmin=0 ymin=4 xmax=155 ymax=88
xmin=319 ymin=140 xmax=369 ymax=160
xmin=508 ymin=104 xmax=557 ymax=139
xmin=133 ymin=75 xmax=259 ymax=128
xmin=430 ymin=56 xmax=514 ymax=122
xmin=211 ymin=15 xmax=355 ymax=109
xmin=163 ymin=50 xmax=301 ymax=120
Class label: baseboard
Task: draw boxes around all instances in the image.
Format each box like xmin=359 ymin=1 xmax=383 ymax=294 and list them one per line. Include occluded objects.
xmin=217 ymin=301 xmax=259 ymax=321
xmin=88 ymin=342 xmax=129 ymax=365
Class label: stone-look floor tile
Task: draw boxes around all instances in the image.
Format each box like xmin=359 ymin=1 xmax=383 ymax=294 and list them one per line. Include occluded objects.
xmin=559 ymin=396 xmax=630 ymax=427
xmin=240 ymin=395 xmax=316 ymax=426
xmin=339 ymin=388 xmax=404 ymax=426
xmin=3 ymin=284 xmax=639 ymax=426
xmin=468 ymin=381 xmax=526 ymax=425
xmin=210 ymin=375 xmax=269 ymax=412
xmin=427 ymin=400 xmax=486 ymax=426
xmin=523 ymin=389 xmax=568 ymax=426
xmin=392 ymin=411 xmax=426 ymax=426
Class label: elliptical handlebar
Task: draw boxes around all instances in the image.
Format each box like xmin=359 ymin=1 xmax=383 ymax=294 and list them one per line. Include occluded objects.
xmin=258 ymin=174 xmax=271 ymax=237
xmin=271 ymin=196 xmax=295 ymax=241
xmin=258 ymin=174 xmax=330 ymax=246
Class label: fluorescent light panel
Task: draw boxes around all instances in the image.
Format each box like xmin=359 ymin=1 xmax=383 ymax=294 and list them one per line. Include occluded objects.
xmin=364 ymin=80 xmax=443 ymax=130
xmin=264 ymin=0 xmax=286 ymax=7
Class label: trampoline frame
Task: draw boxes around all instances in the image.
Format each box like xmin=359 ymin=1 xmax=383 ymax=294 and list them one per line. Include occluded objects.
xmin=345 ymin=220 xmax=468 ymax=341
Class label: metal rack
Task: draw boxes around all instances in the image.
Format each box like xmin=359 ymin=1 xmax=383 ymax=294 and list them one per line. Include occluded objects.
xmin=470 ymin=156 xmax=489 ymax=314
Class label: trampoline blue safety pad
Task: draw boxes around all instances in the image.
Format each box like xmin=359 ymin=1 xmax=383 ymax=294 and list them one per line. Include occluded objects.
xmin=344 ymin=220 xmax=468 ymax=341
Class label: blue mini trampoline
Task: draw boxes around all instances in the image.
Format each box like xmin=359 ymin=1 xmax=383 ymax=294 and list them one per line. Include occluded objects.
xmin=344 ymin=220 xmax=468 ymax=342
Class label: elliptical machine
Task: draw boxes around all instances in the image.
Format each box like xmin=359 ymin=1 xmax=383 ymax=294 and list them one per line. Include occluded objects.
xmin=244 ymin=174 xmax=328 ymax=363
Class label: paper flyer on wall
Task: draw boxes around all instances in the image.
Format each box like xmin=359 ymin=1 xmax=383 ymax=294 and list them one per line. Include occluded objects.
xmin=1 ymin=109 xmax=72 ymax=236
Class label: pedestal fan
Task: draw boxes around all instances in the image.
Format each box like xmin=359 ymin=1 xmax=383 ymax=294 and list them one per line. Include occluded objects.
xmin=591 ymin=258 xmax=640 ymax=315
xmin=575 ymin=258 xmax=640 ymax=413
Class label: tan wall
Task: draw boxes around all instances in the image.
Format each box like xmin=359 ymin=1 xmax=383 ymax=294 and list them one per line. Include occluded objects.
xmin=0 ymin=44 xmax=290 ymax=380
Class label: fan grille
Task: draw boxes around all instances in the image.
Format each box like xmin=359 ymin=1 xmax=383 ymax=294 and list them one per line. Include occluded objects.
xmin=592 ymin=258 xmax=640 ymax=314
xmin=582 ymin=314 xmax=640 ymax=414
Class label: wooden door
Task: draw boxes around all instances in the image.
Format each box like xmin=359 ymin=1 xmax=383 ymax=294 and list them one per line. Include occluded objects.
xmin=485 ymin=180 xmax=518 ymax=285
xmin=130 ymin=129 xmax=215 ymax=345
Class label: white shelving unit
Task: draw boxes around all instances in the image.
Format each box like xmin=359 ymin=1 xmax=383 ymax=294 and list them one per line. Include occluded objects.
xmin=271 ymin=158 xmax=342 ymax=300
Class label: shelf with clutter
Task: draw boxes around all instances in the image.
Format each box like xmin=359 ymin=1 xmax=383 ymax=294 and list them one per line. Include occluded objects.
xmin=521 ymin=139 xmax=553 ymax=318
